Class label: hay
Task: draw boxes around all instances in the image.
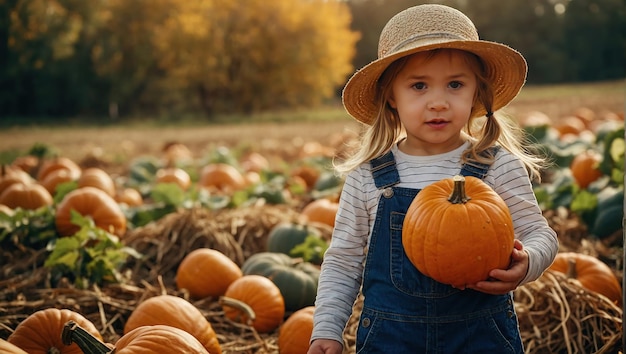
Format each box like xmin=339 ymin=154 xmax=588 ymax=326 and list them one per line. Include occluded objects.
xmin=515 ymin=270 xmax=622 ymax=354
xmin=0 ymin=204 xmax=306 ymax=353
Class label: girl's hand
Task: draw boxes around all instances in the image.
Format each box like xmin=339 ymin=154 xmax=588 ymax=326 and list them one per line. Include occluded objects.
xmin=307 ymin=339 xmax=343 ymax=354
xmin=467 ymin=239 xmax=529 ymax=295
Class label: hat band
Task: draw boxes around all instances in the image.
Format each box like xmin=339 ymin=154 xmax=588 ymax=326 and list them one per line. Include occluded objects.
xmin=385 ymin=32 xmax=466 ymax=58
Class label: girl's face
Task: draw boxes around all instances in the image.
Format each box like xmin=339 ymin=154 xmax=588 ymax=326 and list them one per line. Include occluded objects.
xmin=388 ymin=50 xmax=477 ymax=156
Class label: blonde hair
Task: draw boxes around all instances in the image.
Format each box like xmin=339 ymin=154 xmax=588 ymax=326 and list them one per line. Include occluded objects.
xmin=336 ymin=49 xmax=546 ymax=181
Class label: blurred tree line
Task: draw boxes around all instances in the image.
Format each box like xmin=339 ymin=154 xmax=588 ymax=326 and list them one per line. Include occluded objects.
xmin=0 ymin=0 xmax=624 ymax=120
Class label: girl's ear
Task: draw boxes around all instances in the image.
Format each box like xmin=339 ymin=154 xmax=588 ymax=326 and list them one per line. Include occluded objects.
xmin=387 ymin=95 xmax=397 ymax=109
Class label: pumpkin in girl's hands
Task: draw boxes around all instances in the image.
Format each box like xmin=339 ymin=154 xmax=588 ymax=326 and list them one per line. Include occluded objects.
xmin=7 ymin=308 xmax=102 ymax=354
xmin=402 ymin=175 xmax=515 ymax=288
xmin=549 ymin=252 xmax=622 ymax=306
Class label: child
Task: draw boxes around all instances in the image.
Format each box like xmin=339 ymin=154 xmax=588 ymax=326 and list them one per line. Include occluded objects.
xmin=308 ymin=4 xmax=558 ymax=354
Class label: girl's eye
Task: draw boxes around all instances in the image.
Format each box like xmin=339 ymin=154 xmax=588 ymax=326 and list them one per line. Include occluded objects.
xmin=412 ymin=82 xmax=427 ymax=90
xmin=449 ymin=81 xmax=463 ymax=89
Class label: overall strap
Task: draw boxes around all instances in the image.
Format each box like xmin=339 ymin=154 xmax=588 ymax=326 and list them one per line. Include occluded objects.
xmin=459 ymin=146 xmax=501 ymax=179
xmin=370 ymin=151 xmax=400 ymax=189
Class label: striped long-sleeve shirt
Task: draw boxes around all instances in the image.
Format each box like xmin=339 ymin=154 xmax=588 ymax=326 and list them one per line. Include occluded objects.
xmin=311 ymin=141 xmax=559 ymax=345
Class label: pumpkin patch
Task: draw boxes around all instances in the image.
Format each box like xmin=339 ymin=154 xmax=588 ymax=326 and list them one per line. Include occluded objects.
xmin=0 ymin=104 xmax=624 ymax=353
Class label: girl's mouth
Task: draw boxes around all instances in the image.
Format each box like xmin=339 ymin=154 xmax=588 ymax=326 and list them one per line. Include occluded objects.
xmin=426 ymin=119 xmax=448 ymax=128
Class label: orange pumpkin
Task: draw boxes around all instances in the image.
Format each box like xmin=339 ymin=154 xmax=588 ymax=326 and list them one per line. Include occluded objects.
xmin=199 ymin=163 xmax=246 ymax=192
xmin=77 ymin=167 xmax=116 ymax=196
xmin=116 ymin=325 xmax=209 ymax=353
xmin=0 ymin=338 xmax=28 ymax=354
xmin=10 ymin=155 xmax=38 ymax=175
xmin=221 ymin=275 xmax=285 ymax=333
xmin=176 ymin=248 xmax=243 ymax=299
xmin=240 ymin=152 xmax=270 ymax=173
xmin=7 ymin=308 xmax=102 ymax=354
xmin=278 ymin=306 xmax=315 ymax=354
xmin=156 ymin=167 xmax=191 ymax=190
xmin=40 ymin=168 xmax=76 ymax=194
xmin=0 ymin=166 xmax=34 ymax=195
xmin=0 ymin=182 xmax=53 ymax=210
xmin=62 ymin=321 xmax=209 ymax=353
xmin=114 ymin=187 xmax=143 ymax=206
xmin=554 ymin=116 xmax=587 ymax=137
xmin=55 ymin=186 xmax=126 ymax=237
xmin=124 ymin=294 xmax=221 ymax=354
xmin=162 ymin=142 xmax=193 ymax=167
xmin=549 ymin=252 xmax=622 ymax=306
xmin=301 ymin=198 xmax=340 ymax=228
xmin=291 ymin=165 xmax=320 ymax=190
xmin=37 ymin=157 xmax=81 ymax=182
xmin=402 ymin=175 xmax=515 ymax=288
xmin=570 ymin=150 xmax=603 ymax=189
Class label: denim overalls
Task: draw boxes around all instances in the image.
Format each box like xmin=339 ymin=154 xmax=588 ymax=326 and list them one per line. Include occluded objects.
xmin=356 ymin=150 xmax=523 ymax=353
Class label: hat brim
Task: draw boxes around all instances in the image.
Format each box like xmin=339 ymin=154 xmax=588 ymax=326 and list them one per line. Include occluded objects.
xmin=342 ymin=40 xmax=527 ymax=125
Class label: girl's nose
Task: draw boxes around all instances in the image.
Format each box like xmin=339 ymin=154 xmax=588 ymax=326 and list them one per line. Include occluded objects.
xmin=427 ymin=97 xmax=449 ymax=111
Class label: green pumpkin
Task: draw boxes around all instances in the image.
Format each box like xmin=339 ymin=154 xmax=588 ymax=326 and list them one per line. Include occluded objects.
xmin=267 ymin=222 xmax=321 ymax=255
xmin=242 ymin=252 xmax=320 ymax=312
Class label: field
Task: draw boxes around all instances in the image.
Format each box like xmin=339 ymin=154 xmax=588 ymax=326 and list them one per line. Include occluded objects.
xmin=0 ymin=80 xmax=625 ymax=353
xmin=1 ymin=80 xmax=624 ymax=166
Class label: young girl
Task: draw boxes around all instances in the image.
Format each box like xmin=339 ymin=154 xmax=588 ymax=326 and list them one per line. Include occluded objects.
xmin=308 ymin=4 xmax=558 ymax=354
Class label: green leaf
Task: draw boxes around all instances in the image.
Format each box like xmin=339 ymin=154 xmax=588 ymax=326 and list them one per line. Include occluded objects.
xmin=0 ymin=206 xmax=57 ymax=247
xmin=128 ymin=203 xmax=177 ymax=227
xmin=290 ymin=234 xmax=329 ymax=265
xmin=44 ymin=237 xmax=81 ymax=267
xmin=609 ymin=137 xmax=625 ymax=163
xmin=52 ymin=181 xmax=78 ymax=204
xmin=151 ymin=183 xmax=185 ymax=206
xmin=570 ymin=190 xmax=598 ymax=214
xmin=43 ymin=212 xmax=141 ymax=289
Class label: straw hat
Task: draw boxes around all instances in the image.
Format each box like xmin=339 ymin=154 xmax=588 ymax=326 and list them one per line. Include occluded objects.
xmin=342 ymin=4 xmax=527 ymax=125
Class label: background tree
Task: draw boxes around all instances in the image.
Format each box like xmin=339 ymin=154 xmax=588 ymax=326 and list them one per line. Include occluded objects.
xmin=0 ymin=0 xmax=623 ymax=121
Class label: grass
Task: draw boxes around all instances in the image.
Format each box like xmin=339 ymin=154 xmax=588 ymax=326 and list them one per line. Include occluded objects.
xmin=517 ymin=79 xmax=625 ymax=100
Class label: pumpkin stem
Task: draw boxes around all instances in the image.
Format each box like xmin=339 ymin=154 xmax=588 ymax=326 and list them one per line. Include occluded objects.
xmin=566 ymin=258 xmax=578 ymax=279
xmin=62 ymin=320 xmax=112 ymax=354
xmin=219 ymin=296 xmax=269 ymax=352
xmin=448 ymin=175 xmax=471 ymax=204
xmin=219 ymin=296 xmax=256 ymax=324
